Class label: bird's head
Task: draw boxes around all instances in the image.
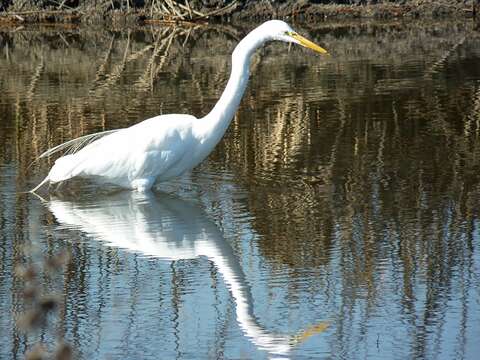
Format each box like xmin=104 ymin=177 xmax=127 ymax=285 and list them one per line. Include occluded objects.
xmin=260 ymin=20 xmax=328 ymax=55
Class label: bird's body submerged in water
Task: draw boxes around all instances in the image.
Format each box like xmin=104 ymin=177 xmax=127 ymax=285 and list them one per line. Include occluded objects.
xmin=31 ymin=20 xmax=327 ymax=193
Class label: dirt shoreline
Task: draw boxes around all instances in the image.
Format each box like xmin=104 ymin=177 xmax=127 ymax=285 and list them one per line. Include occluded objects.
xmin=0 ymin=1 xmax=478 ymax=26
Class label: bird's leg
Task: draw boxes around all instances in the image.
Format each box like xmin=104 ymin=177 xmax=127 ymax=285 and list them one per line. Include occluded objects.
xmin=131 ymin=178 xmax=155 ymax=192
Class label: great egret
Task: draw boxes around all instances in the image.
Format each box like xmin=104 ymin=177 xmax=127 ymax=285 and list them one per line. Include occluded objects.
xmin=31 ymin=20 xmax=327 ymax=193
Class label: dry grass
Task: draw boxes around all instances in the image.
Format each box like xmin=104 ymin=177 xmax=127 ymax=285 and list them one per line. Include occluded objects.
xmin=0 ymin=0 xmax=477 ymax=25
xmin=0 ymin=0 xmax=240 ymax=24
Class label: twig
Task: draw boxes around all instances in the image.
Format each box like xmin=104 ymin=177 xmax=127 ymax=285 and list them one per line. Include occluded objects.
xmin=201 ymin=0 xmax=239 ymax=18
xmin=165 ymin=0 xmax=185 ymax=20
xmin=160 ymin=2 xmax=171 ymax=16
xmin=185 ymin=0 xmax=193 ymax=19
xmin=175 ymin=2 xmax=206 ymax=17
xmin=56 ymin=0 xmax=68 ymax=10
xmin=1 ymin=10 xmax=78 ymax=15
xmin=182 ymin=27 xmax=192 ymax=47
xmin=57 ymin=32 xmax=70 ymax=47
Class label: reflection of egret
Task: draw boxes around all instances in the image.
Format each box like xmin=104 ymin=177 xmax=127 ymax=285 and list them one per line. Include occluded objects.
xmin=31 ymin=20 xmax=327 ymax=193
xmin=47 ymin=192 xmax=328 ymax=356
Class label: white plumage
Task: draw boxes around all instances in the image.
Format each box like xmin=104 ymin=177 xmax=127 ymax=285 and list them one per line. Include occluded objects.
xmin=31 ymin=20 xmax=327 ymax=192
xmin=48 ymin=115 xmax=201 ymax=191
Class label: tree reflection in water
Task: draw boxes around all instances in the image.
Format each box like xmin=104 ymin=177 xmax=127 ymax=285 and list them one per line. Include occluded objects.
xmin=0 ymin=19 xmax=479 ymax=359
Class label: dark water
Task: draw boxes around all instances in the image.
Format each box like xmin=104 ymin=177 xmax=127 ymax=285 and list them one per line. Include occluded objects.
xmin=1 ymin=20 xmax=480 ymax=359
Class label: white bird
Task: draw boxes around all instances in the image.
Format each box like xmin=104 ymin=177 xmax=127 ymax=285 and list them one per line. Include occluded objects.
xmin=31 ymin=20 xmax=327 ymax=193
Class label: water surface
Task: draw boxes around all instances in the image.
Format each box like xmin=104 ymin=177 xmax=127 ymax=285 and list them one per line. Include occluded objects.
xmin=1 ymin=20 xmax=480 ymax=359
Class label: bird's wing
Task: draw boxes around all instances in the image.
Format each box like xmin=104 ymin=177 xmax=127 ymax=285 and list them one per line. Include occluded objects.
xmin=37 ymin=129 xmax=121 ymax=160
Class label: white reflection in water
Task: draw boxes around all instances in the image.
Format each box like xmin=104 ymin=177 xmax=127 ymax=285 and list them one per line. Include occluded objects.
xmin=47 ymin=191 xmax=327 ymax=357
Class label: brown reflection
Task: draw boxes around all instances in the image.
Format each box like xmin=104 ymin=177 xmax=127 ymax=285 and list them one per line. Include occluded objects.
xmin=210 ymin=23 xmax=480 ymax=270
xmin=206 ymin=21 xmax=479 ymax=357
xmin=0 ymin=25 xmax=241 ymax=178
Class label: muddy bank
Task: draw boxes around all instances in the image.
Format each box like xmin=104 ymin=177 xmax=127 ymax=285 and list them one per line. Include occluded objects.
xmin=0 ymin=0 xmax=478 ymax=25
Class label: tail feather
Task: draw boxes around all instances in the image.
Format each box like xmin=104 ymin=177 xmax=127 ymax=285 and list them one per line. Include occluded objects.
xmin=37 ymin=129 xmax=120 ymax=160
xmin=30 ymin=175 xmax=50 ymax=193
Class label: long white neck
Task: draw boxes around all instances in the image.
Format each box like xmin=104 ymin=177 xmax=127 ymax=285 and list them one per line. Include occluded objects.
xmin=195 ymin=28 xmax=270 ymax=142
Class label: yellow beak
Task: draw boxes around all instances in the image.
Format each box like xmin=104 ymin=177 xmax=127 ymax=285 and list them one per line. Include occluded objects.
xmin=290 ymin=33 xmax=328 ymax=55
